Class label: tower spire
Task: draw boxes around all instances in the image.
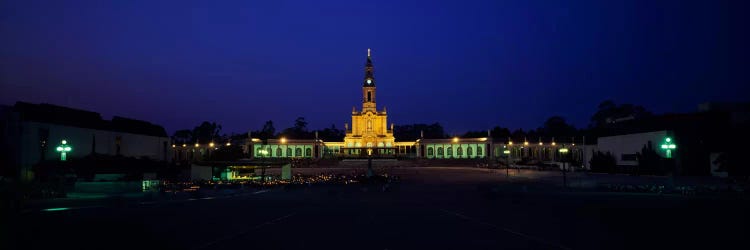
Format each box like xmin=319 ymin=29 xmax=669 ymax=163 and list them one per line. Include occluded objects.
xmin=364 ymin=48 xmax=374 ymax=86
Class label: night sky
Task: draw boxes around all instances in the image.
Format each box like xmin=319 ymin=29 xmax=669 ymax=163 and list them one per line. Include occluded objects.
xmin=1 ymin=0 xmax=748 ymax=136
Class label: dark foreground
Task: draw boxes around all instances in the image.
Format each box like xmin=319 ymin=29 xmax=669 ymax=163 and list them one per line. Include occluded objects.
xmin=3 ymin=168 xmax=749 ymax=250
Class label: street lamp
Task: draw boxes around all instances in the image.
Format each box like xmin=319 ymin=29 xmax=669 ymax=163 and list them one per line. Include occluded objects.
xmin=56 ymin=140 xmax=72 ymax=161
xmin=559 ymin=147 xmax=569 ymax=188
xmin=660 ymin=137 xmax=677 ymax=158
xmin=503 ymin=149 xmax=511 ymax=177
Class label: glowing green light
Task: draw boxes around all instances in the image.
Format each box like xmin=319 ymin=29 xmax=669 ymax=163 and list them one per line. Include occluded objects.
xmin=558 ymin=148 xmax=569 ymax=153
xmin=503 ymin=150 xmax=510 ymax=154
xmin=43 ymin=207 xmax=70 ymax=212
xmin=660 ymin=137 xmax=676 ymax=158
xmin=56 ymin=139 xmax=72 ymax=161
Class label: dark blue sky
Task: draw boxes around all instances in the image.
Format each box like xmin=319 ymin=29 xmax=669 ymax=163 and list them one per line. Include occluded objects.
xmin=1 ymin=0 xmax=748 ymax=136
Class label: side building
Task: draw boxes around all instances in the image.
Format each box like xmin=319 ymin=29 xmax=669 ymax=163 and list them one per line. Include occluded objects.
xmin=0 ymin=102 xmax=171 ymax=181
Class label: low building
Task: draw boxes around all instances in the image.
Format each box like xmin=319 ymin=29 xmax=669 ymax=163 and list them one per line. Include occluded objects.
xmin=0 ymin=102 xmax=170 ymax=181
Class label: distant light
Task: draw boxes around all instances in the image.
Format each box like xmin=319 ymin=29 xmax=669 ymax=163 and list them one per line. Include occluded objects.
xmin=669 ymin=145 xmax=676 ymax=149
xmin=43 ymin=207 xmax=70 ymax=212
xmin=524 ymin=141 xmax=529 ymax=146
xmin=195 ymin=143 xmax=199 ymax=147
xmin=572 ymin=143 xmax=575 ymax=146
xmin=209 ymin=142 xmax=215 ymax=147
xmin=281 ymin=137 xmax=287 ymax=144
xmin=172 ymin=144 xmax=176 ymax=148
xmin=64 ymin=146 xmax=71 ymax=152
xmin=479 ymin=137 xmax=488 ymax=141
xmin=453 ymin=137 xmax=459 ymax=143
xmin=539 ymin=142 xmax=543 ymax=146
xmin=559 ymin=148 xmax=569 ymax=153
xmin=56 ymin=146 xmax=64 ymax=152
xmin=503 ymin=150 xmax=510 ymax=154
xmin=508 ymin=141 xmax=513 ymax=145
xmin=666 ymin=137 xmax=672 ymax=142
xmin=552 ymin=142 xmax=556 ymax=146
xmin=661 ymin=145 xmax=668 ymax=149
xmin=226 ymin=142 xmax=231 ymax=146
xmin=62 ymin=140 xmax=67 ymax=145
xmin=182 ymin=144 xmax=186 ymax=147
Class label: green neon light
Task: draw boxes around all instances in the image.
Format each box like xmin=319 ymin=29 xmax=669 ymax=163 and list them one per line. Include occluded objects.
xmin=56 ymin=139 xmax=72 ymax=161
xmin=503 ymin=150 xmax=510 ymax=154
xmin=660 ymin=137 xmax=676 ymax=158
xmin=43 ymin=207 xmax=70 ymax=212
xmin=558 ymin=148 xmax=569 ymax=153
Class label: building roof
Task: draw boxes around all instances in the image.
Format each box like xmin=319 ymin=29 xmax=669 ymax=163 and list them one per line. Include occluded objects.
xmin=13 ymin=102 xmax=167 ymax=137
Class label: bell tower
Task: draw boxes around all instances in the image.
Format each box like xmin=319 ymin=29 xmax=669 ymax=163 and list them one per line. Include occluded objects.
xmin=362 ymin=48 xmax=377 ymax=113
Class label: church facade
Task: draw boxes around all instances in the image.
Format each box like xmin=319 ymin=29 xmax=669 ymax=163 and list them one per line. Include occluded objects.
xmin=343 ymin=49 xmax=396 ymax=149
xmin=248 ymin=49 xmax=498 ymax=159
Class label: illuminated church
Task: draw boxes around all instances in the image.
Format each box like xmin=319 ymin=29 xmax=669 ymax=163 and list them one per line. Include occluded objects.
xmin=343 ymin=49 xmax=396 ymax=149
xmin=248 ymin=49 xmax=496 ymax=159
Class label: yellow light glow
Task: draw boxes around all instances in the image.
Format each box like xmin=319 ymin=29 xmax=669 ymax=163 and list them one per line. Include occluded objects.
xmin=524 ymin=141 xmax=529 ymax=146
xmin=552 ymin=142 xmax=556 ymax=146
xmin=572 ymin=143 xmax=575 ymax=146
xmin=479 ymin=137 xmax=488 ymax=141
xmin=182 ymin=144 xmax=186 ymax=147
xmin=226 ymin=142 xmax=231 ymax=146
xmin=539 ymin=142 xmax=543 ymax=146
xmin=194 ymin=143 xmax=199 ymax=147
xmin=209 ymin=142 xmax=215 ymax=147
xmin=281 ymin=137 xmax=287 ymax=143
xmin=453 ymin=137 xmax=458 ymax=143
xmin=508 ymin=141 xmax=513 ymax=145
xmin=172 ymin=144 xmax=175 ymax=148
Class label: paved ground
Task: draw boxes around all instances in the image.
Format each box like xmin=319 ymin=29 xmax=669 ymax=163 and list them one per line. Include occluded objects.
xmin=4 ymin=167 xmax=749 ymax=250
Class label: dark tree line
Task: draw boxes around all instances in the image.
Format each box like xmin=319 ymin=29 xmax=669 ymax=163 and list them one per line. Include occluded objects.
xmin=247 ymin=117 xmax=345 ymax=142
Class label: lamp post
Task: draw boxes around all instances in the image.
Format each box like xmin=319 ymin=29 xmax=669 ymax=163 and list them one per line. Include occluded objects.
xmin=55 ymin=140 xmax=72 ymax=161
xmin=559 ymin=147 xmax=569 ymax=188
xmin=503 ymin=148 xmax=511 ymax=177
xmin=259 ymin=148 xmax=269 ymax=183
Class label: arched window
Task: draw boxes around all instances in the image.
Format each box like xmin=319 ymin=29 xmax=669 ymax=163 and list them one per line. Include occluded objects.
xmin=286 ymin=147 xmax=292 ymax=157
xmin=367 ymin=120 xmax=372 ymax=131
xmin=305 ymin=148 xmax=312 ymax=157
xmin=386 ymin=142 xmax=392 ymax=148
xmin=447 ymin=147 xmax=453 ymax=156
xmin=457 ymin=147 xmax=463 ymax=156
xmin=367 ymin=142 xmax=373 ymax=148
xmin=467 ymin=146 xmax=473 ymax=156
xmin=347 ymin=142 xmax=353 ymax=147
xmin=367 ymin=91 xmax=372 ymax=102
xmin=477 ymin=146 xmax=483 ymax=156
xmin=428 ymin=147 xmax=434 ymax=156
xmin=355 ymin=142 xmax=361 ymax=148
xmin=295 ymin=148 xmax=302 ymax=157
xmin=377 ymin=142 xmax=384 ymax=147
xmin=276 ymin=148 xmax=282 ymax=157
xmin=437 ymin=147 xmax=443 ymax=156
